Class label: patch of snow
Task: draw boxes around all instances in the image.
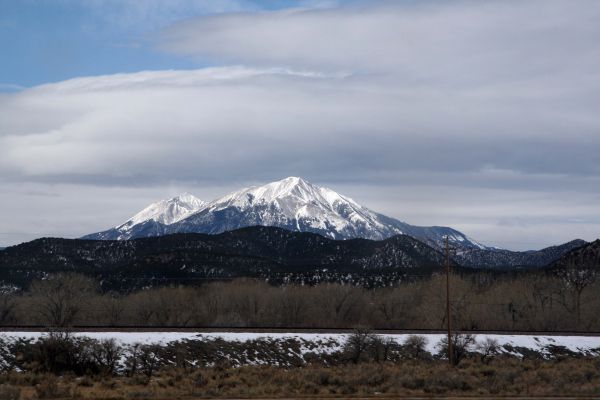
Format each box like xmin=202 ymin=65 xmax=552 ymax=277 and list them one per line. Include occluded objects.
xmin=117 ymin=193 xmax=206 ymax=228
xmin=3 ymin=331 xmax=599 ymax=357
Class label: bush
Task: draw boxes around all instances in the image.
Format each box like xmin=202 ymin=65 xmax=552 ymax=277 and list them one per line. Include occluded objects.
xmin=138 ymin=345 xmax=161 ymax=379
xmin=477 ymin=337 xmax=500 ymax=363
xmin=343 ymin=328 xmax=375 ymax=363
xmin=0 ymin=384 xmax=20 ymax=400
xmin=403 ymin=335 xmax=429 ymax=359
xmin=125 ymin=344 xmax=162 ymax=380
xmin=91 ymin=338 xmax=122 ymax=376
xmin=32 ymin=331 xmax=99 ymax=375
xmin=35 ymin=376 xmax=77 ymax=399
xmin=368 ymin=335 xmax=398 ymax=362
xmin=437 ymin=333 xmax=476 ymax=366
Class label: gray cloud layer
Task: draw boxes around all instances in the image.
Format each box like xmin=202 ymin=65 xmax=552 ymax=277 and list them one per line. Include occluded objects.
xmin=1 ymin=0 xmax=599 ymax=249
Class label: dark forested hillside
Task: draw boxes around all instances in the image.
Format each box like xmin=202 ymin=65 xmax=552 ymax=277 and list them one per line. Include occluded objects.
xmin=0 ymin=226 xmax=452 ymax=291
xmin=455 ymin=239 xmax=587 ymax=269
xmin=551 ymin=239 xmax=600 ymax=269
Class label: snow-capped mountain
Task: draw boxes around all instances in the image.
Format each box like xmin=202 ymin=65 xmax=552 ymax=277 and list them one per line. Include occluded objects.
xmin=85 ymin=177 xmax=487 ymax=250
xmin=84 ymin=193 xmax=205 ymax=240
xmin=167 ymin=177 xmax=401 ymax=240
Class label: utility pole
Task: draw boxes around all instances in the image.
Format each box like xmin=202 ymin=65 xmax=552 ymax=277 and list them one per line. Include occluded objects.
xmin=445 ymin=235 xmax=453 ymax=366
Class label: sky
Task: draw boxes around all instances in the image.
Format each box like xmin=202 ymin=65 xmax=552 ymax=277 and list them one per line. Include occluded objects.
xmin=1 ymin=0 xmax=599 ymax=250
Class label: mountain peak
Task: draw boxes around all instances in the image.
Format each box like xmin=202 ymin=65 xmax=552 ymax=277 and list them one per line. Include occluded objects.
xmin=84 ymin=177 xmax=488 ymax=251
xmin=262 ymin=176 xmax=317 ymax=200
xmin=180 ymin=177 xmax=398 ymax=240
xmin=171 ymin=192 xmax=205 ymax=209
xmin=210 ymin=176 xmax=323 ymax=211
xmin=175 ymin=191 xmax=195 ymax=199
xmin=118 ymin=192 xmax=205 ymax=229
xmin=279 ymin=176 xmax=304 ymax=184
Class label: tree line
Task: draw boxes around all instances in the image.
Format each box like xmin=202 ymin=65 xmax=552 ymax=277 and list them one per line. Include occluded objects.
xmin=1 ymin=262 xmax=598 ymax=331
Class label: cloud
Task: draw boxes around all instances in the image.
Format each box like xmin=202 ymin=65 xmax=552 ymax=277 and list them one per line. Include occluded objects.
xmin=1 ymin=0 xmax=599 ymax=248
xmin=1 ymin=64 xmax=598 ymax=183
xmin=159 ymin=1 xmax=600 ymax=82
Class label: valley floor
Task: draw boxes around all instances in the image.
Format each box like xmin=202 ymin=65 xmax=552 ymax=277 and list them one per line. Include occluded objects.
xmin=3 ymin=360 xmax=600 ymax=399
xmin=2 ymin=330 xmax=600 ymax=399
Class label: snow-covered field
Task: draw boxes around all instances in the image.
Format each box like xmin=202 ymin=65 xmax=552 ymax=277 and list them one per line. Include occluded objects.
xmin=2 ymin=331 xmax=600 ymax=357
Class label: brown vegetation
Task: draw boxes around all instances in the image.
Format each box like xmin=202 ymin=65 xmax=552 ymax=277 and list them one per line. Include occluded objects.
xmin=4 ymin=272 xmax=600 ymax=331
xmin=1 ymin=327 xmax=599 ymax=398
xmin=2 ymin=358 xmax=600 ymax=399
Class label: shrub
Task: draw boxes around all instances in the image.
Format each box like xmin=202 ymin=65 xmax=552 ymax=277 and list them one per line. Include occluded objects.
xmin=31 ymin=331 xmax=99 ymax=375
xmin=91 ymin=338 xmax=122 ymax=376
xmin=125 ymin=344 xmax=162 ymax=380
xmin=138 ymin=345 xmax=161 ymax=379
xmin=35 ymin=376 xmax=77 ymax=399
xmin=477 ymin=337 xmax=500 ymax=363
xmin=368 ymin=336 xmax=398 ymax=362
xmin=343 ymin=328 xmax=375 ymax=364
xmin=403 ymin=335 xmax=429 ymax=359
xmin=437 ymin=333 xmax=476 ymax=366
xmin=0 ymin=384 xmax=20 ymax=400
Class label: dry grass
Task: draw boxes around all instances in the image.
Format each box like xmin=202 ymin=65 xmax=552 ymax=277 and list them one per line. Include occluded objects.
xmin=2 ymin=357 xmax=600 ymax=399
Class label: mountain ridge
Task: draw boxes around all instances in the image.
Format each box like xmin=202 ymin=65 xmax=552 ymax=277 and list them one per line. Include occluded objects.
xmin=2 ymin=226 xmax=591 ymax=290
xmin=550 ymin=239 xmax=600 ymax=270
xmin=84 ymin=177 xmax=487 ymax=251
xmin=455 ymin=239 xmax=588 ymax=270
xmin=2 ymin=226 xmax=454 ymax=290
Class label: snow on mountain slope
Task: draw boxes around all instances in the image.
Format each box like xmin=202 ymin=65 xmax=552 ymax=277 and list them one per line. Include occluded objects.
xmin=191 ymin=177 xmax=396 ymax=238
xmin=163 ymin=177 xmax=487 ymax=250
xmin=126 ymin=193 xmax=205 ymax=226
xmin=83 ymin=193 xmax=205 ymax=240
xmin=84 ymin=177 xmax=487 ymax=250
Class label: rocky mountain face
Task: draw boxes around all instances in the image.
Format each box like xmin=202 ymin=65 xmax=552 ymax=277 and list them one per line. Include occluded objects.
xmin=455 ymin=239 xmax=588 ymax=270
xmin=2 ymin=226 xmax=454 ymax=291
xmin=84 ymin=177 xmax=487 ymax=251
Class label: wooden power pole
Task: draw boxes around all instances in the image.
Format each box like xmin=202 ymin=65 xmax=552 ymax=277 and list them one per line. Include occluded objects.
xmin=445 ymin=235 xmax=453 ymax=366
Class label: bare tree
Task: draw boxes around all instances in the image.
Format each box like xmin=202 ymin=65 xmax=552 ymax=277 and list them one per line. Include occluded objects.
xmin=128 ymin=290 xmax=158 ymax=325
xmin=372 ymin=288 xmax=412 ymax=328
xmin=476 ymin=337 xmax=500 ymax=364
xmin=96 ymin=295 xmax=125 ymax=326
xmin=369 ymin=335 xmax=397 ymax=362
xmin=403 ymin=335 xmax=428 ymax=359
xmin=437 ymin=333 xmax=476 ymax=366
xmin=152 ymin=287 xmax=198 ymax=326
xmin=316 ymin=284 xmax=362 ymax=327
xmin=0 ymin=294 xmax=17 ymax=325
xmin=555 ymin=259 xmax=598 ymax=327
xmin=277 ymin=286 xmax=307 ymax=326
xmin=91 ymin=339 xmax=122 ymax=376
xmin=29 ymin=274 xmax=97 ymax=327
xmin=138 ymin=344 xmax=161 ymax=380
xmin=343 ymin=328 xmax=374 ymax=364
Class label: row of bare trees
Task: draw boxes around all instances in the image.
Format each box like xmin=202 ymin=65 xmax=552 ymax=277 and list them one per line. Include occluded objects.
xmin=0 ymin=265 xmax=598 ymax=331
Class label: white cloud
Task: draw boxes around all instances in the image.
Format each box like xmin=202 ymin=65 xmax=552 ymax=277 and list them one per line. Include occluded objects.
xmin=1 ymin=1 xmax=599 ymax=248
xmin=159 ymin=1 xmax=600 ymax=84
xmin=1 ymin=64 xmax=597 ymax=180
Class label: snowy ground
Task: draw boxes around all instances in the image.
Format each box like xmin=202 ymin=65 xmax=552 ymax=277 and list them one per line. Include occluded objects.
xmin=2 ymin=331 xmax=600 ymax=357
